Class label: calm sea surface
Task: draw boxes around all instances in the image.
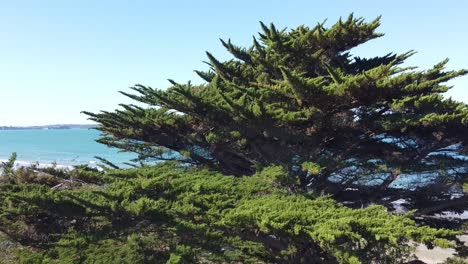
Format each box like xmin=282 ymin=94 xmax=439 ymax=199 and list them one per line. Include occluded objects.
xmin=0 ymin=129 xmax=136 ymax=167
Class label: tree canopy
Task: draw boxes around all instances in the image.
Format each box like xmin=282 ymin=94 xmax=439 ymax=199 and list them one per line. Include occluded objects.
xmin=1 ymin=15 xmax=467 ymax=264
xmin=85 ymin=15 xmax=468 ymax=210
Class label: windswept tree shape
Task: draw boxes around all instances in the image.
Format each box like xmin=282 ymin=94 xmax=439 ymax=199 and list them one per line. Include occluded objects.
xmin=85 ymin=15 xmax=468 ymax=204
xmin=2 ymin=15 xmax=468 ymax=264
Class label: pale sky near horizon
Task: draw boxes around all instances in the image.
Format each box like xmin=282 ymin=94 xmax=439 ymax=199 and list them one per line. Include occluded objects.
xmin=1 ymin=0 xmax=467 ymax=126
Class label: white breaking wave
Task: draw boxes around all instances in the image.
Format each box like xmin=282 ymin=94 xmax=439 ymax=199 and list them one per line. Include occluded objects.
xmin=0 ymin=159 xmax=101 ymax=171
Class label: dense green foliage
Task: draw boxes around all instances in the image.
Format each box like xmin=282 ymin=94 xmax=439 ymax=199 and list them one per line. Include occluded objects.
xmin=85 ymin=15 xmax=468 ymax=202
xmin=1 ymin=15 xmax=467 ymax=263
xmin=0 ymin=161 xmax=460 ymax=263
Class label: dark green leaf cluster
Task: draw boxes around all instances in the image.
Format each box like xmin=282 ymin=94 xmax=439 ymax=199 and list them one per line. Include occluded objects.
xmin=0 ymin=162 xmax=458 ymax=263
xmin=84 ymin=15 xmax=468 ymax=201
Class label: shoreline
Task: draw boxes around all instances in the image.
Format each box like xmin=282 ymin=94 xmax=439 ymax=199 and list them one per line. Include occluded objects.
xmin=0 ymin=159 xmax=95 ymax=170
xmin=0 ymin=124 xmax=96 ymax=130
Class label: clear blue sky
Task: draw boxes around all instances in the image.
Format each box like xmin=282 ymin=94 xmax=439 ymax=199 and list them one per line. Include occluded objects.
xmin=1 ymin=0 xmax=467 ymax=126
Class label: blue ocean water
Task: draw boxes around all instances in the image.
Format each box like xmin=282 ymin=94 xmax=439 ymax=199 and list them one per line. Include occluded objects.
xmin=0 ymin=129 xmax=136 ymax=167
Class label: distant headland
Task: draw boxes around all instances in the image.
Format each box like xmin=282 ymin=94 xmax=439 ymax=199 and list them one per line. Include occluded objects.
xmin=0 ymin=124 xmax=97 ymax=130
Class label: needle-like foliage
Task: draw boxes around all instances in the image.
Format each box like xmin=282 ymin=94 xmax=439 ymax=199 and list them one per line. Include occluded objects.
xmin=85 ymin=15 xmax=468 ymax=209
xmin=0 ymin=162 xmax=459 ymax=263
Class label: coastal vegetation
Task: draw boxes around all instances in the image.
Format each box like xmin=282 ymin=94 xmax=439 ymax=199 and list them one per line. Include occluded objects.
xmin=0 ymin=159 xmax=462 ymax=263
xmin=86 ymin=15 xmax=468 ymax=213
xmin=1 ymin=15 xmax=467 ymax=263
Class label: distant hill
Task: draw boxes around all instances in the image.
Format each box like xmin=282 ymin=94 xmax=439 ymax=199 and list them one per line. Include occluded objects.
xmin=0 ymin=124 xmax=97 ymax=130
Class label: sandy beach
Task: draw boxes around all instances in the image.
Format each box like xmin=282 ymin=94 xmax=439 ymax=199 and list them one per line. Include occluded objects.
xmin=415 ymin=235 xmax=467 ymax=263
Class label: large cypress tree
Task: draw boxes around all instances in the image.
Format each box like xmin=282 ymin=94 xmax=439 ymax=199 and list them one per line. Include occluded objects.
xmin=85 ymin=15 xmax=468 ymax=210
xmin=1 ymin=15 xmax=467 ymax=264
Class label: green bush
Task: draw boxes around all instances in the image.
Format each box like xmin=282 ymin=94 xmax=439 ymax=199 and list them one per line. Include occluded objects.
xmin=0 ymin=162 xmax=458 ymax=263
